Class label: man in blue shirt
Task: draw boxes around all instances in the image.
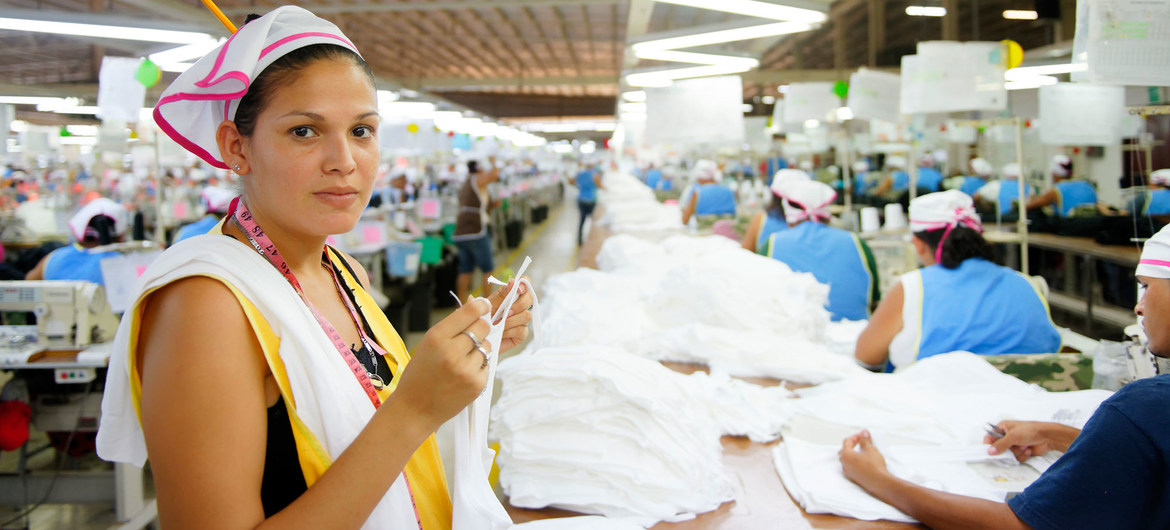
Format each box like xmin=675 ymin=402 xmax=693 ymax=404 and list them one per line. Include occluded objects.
xmin=575 ymin=163 xmax=603 ymax=245
xmin=837 ymin=223 xmax=1170 ymax=529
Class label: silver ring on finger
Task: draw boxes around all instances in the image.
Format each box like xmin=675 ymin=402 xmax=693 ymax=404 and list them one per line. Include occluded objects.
xmin=474 ymin=343 xmax=490 ymax=367
xmin=462 ymin=330 xmax=483 ymax=348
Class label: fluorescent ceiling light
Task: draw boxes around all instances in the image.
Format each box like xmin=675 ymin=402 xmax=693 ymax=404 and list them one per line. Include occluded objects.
xmin=836 ymin=107 xmax=854 ymax=121
xmin=594 ymin=122 xmax=617 ymax=132
xmin=37 ymin=105 xmax=100 ymax=115
xmin=9 ymin=121 xmax=29 ymax=132
xmin=0 ymin=17 xmax=212 ymax=44
xmin=1005 ymin=75 xmax=1058 ymax=90
xmin=804 ymin=119 xmax=821 ymax=129
xmin=634 ymin=49 xmax=759 ymax=69
xmin=905 ymin=6 xmax=947 ymax=17
xmin=621 ymin=102 xmax=648 ymax=113
xmin=742 ymin=104 xmax=754 ymax=113
xmin=620 ymin=112 xmax=647 ymax=121
xmin=633 ymin=22 xmax=813 ymax=53
xmin=621 ymin=91 xmax=647 ymax=103
xmin=1003 ymin=10 xmax=1039 ymax=20
xmin=381 ymin=101 xmax=435 ymax=116
xmin=0 ymin=96 xmax=79 ymax=106
xmin=1005 ymin=63 xmax=1088 ymax=80
xmin=65 ymin=125 xmax=99 ymax=136
xmin=541 ymin=124 xmax=580 ymax=133
xmin=580 ymin=143 xmax=597 ymax=155
xmin=655 ymin=0 xmax=827 ymax=24
xmin=59 ymin=136 xmax=98 ymax=146
xmin=626 ymin=62 xmax=757 ymax=87
xmin=762 ymin=96 xmax=776 ymax=104
xmin=149 ymin=38 xmax=225 ymax=65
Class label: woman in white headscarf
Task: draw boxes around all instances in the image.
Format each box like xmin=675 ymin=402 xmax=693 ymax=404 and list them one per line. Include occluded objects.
xmin=1023 ymin=154 xmax=1100 ymax=219
xmin=172 ymin=185 xmax=237 ymax=243
xmin=25 ymin=197 xmax=128 ymax=285
xmin=764 ymin=179 xmax=879 ymax=321
xmin=840 ymin=222 xmax=1170 ymax=529
xmin=95 ymin=7 xmax=532 ymax=528
xmin=854 ymin=190 xmax=1060 ymax=371
xmin=680 ymin=159 xmax=736 ymax=225
xmin=740 ymin=169 xmax=807 ymax=254
xmin=973 ymin=162 xmax=1038 ymax=217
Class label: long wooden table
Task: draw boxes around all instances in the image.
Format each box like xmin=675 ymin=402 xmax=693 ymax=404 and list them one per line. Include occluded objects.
xmin=1025 ymin=232 xmax=1140 ymax=333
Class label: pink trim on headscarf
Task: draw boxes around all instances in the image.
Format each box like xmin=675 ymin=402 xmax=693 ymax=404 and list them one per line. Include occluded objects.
xmin=1140 ymin=258 xmax=1170 ymax=268
xmin=153 ymin=31 xmax=359 ymax=168
xmin=784 ymin=195 xmax=835 ymax=224
xmin=911 ymin=207 xmax=983 ymax=263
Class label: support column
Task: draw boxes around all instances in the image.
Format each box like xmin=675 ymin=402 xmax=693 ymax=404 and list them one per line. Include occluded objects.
xmin=868 ymin=0 xmax=885 ymax=66
xmin=943 ymin=0 xmax=960 ymax=40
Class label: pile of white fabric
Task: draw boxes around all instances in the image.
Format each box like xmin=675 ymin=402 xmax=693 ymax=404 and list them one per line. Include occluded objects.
xmin=594 ymin=172 xmax=684 ymax=232
xmin=540 ymin=233 xmax=868 ymax=384
xmin=492 ymin=346 xmax=792 ymax=523
xmin=773 ymin=352 xmax=1114 ymax=522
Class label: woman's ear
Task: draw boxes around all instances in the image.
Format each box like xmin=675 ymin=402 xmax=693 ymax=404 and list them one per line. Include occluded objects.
xmin=216 ymin=121 xmax=249 ymax=174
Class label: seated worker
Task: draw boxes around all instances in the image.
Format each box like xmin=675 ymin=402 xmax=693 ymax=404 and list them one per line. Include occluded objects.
xmin=26 ymin=197 xmax=128 ymax=285
xmin=974 ymin=163 xmax=1035 ymax=217
xmin=851 ymin=160 xmax=878 ymax=202
xmin=741 ymin=169 xmax=808 ymax=254
xmin=914 ymin=156 xmax=944 ymax=194
xmin=643 ymin=163 xmax=664 ymax=190
xmin=680 ymin=159 xmax=736 ymax=225
xmin=868 ymin=155 xmax=908 ymax=198
xmin=854 ymin=190 xmax=1061 ymax=371
xmin=839 ymin=223 xmax=1170 ymax=529
xmin=1131 ymin=168 xmax=1170 ymax=222
xmin=943 ymin=157 xmax=992 ymax=197
xmin=172 ymin=186 xmax=236 ymax=243
xmin=766 ymin=180 xmax=879 ymax=321
xmin=1024 ymin=154 xmax=1098 ymax=218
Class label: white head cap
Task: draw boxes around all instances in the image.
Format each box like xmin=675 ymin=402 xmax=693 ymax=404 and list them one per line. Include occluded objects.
xmin=886 ymin=156 xmax=907 ymax=170
xmin=1137 ymin=224 xmax=1170 ymax=279
xmin=1151 ymin=169 xmax=1170 ymax=187
xmin=1050 ymin=154 xmax=1072 ymax=178
xmin=909 ymin=190 xmax=983 ymax=263
xmin=153 ymin=6 xmax=359 ymax=169
xmin=68 ymin=197 xmax=128 ymax=242
xmin=852 ymin=160 xmax=869 ymax=173
xmin=770 ymin=169 xmax=811 ymax=198
xmin=782 ymin=180 xmax=836 ymax=224
xmin=691 ymin=159 xmax=720 ymax=181
xmin=200 ymin=186 xmax=236 ymax=214
xmin=1002 ymin=163 xmax=1022 ymax=179
xmin=798 ymin=160 xmax=814 ymax=171
xmin=970 ymin=157 xmax=992 ymax=177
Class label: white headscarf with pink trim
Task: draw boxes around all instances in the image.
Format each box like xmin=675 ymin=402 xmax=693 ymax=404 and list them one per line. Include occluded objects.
xmin=153 ymin=6 xmax=360 ymax=169
xmin=68 ymin=197 xmax=128 ymax=242
xmin=909 ymin=190 xmax=983 ymax=264
xmin=200 ymin=186 xmax=237 ymax=214
xmin=1137 ymin=224 xmax=1170 ymax=279
xmin=781 ymin=180 xmax=836 ymax=224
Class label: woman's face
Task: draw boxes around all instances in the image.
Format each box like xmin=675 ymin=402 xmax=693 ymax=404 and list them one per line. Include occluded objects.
xmin=240 ymin=58 xmax=379 ymax=239
xmin=1136 ymin=275 xmax=1169 ymax=357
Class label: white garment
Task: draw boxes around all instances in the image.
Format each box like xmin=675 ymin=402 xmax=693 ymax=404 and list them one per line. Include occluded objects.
xmin=97 ymin=236 xmax=418 ymax=529
xmin=889 ymin=270 xmax=923 ymax=369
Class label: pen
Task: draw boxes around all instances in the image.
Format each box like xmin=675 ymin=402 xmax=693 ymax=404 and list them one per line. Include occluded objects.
xmin=985 ymin=422 xmax=1006 ymax=440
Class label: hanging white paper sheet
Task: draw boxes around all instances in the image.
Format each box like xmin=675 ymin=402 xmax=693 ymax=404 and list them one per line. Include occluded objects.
xmin=900 ymin=42 xmax=1007 ymax=114
xmin=1075 ymin=0 xmax=1170 ymax=86
xmin=783 ymin=82 xmax=840 ymax=125
xmin=100 ymin=250 xmax=165 ymax=314
xmin=848 ymin=69 xmax=902 ymax=123
xmin=646 ymin=76 xmax=745 ymax=148
xmin=97 ymin=57 xmax=147 ymax=124
xmin=1038 ymin=83 xmax=1126 ymax=146
xmin=945 ymin=120 xmax=979 ymax=144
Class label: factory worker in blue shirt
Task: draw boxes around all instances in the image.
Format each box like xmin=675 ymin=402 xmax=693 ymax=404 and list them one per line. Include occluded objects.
xmin=765 ymin=179 xmax=878 ymax=321
xmin=1023 ymin=154 xmax=1099 ymax=218
xmin=172 ymin=186 xmax=236 ymax=243
xmin=26 ymin=197 xmax=128 ymax=286
xmin=974 ymin=163 xmax=1036 ymax=216
xmin=840 ymin=221 xmax=1170 ymax=530
xmin=854 ymin=190 xmax=1061 ymax=371
xmin=680 ymin=159 xmax=736 ymax=225
xmin=741 ymin=169 xmax=807 ymax=254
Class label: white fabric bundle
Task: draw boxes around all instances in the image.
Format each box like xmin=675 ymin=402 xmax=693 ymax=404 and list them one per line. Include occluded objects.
xmin=595 ymin=173 xmax=683 ymax=232
xmin=1136 ymin=223 xmax=1170 ymax=279
xmin=773 ymin=353 xmax=1114 ymax=522
xmin=153 ymin=6 xmax=359 ymax=169
xmin=491 ymin=345 xmax=791 ymax=523
xmin=69 ymin=197 xmax=128 ymax=241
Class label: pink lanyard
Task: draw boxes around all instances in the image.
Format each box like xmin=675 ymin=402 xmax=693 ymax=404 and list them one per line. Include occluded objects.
xmin=230 ymin=199 xmax=385 ymax=408
xmin=230 ymin=199 xmax=425 ymax=529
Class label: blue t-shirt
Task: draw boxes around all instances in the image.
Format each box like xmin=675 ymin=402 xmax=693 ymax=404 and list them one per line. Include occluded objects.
xmin=576 ymin=169 xmax=598 ymax=203
xmin=1008 ymin=374 xmax=1170 ymax=529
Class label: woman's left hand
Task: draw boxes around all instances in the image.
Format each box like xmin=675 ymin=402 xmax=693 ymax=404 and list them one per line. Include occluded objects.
xmin=839 ymin=430 xmax=891 ymax=492
xmin=486 ymin=276 xmax=534 ymax=354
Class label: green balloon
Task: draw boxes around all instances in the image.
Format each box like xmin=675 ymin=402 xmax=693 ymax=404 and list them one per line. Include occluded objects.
xmin=59 ymin=126 xmax=71 ymax=137
xmin=135 ymin=58 xmax=162 ymax=88
xmin=832 ymin=80 xmax=849 ymax=99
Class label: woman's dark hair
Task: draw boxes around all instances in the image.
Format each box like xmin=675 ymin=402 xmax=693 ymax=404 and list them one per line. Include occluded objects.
xmin=468 ymin=160 xmax=479 ymax=174
xmin=913 ymin=225 xmax=994 ymax=269
xmin=765 ymin=193 xmax=786 ymax=220
xmin=233 ymin=44 xmax=375 ymax=137
xmin=84 ymin=215 xmax=116 ymax=245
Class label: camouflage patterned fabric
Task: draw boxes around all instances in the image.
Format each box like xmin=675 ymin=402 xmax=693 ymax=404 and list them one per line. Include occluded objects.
xmin=985 ymin=353 xmax=1094 ymax=392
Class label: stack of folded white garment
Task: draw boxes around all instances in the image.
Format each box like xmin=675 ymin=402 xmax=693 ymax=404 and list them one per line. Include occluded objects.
xmin=491 ymin=346 xmax=792 ymax=524
xmin=539 ymin=234 xmax=867 ymax=384
xmin=773 ymin=352 xmax=1115 ymax=522
xmin=595 ymin=173 xmax=685 ymax=232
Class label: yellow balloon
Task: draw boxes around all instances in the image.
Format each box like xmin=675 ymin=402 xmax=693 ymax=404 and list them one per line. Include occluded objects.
xmin=1001 ymin=40 xmax=1024 ymax=69
xmin=406 ymin=123 xmax=420 ymax=134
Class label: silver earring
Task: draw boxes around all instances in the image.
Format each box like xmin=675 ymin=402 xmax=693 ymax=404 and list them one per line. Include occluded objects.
xmin=234 ymin=164 xmax=241 ymax=172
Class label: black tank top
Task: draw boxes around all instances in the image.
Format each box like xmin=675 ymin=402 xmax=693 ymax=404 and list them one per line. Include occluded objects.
xmin=223 ymin=236 xmax=392 ymax=517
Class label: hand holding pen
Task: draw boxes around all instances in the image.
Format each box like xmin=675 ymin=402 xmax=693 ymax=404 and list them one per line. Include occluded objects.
xmin=984 ymin=420 xmax=1082 ymax=462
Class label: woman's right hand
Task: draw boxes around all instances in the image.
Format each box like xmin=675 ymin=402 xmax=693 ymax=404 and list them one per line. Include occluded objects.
xmin=390 ymin=298 xmax=493 ymax=433
xmin=985 ymin=420 xmax=1079 ymax=462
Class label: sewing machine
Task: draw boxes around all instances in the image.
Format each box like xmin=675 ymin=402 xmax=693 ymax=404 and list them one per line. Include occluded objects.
xmin=0 ymin=281 xmax=119 ymax=357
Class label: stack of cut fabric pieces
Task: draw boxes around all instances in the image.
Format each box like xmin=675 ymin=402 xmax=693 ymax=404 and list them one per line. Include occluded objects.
xmin=539 ymin=233 xmax=868 ymax=384
xmin=491 ymin=345 xmax=792 ymax=524
xmin=595 ymin=173 xmax=685 ymax=232
xmin=773 ymin=352 xmax=1114 ymax=522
